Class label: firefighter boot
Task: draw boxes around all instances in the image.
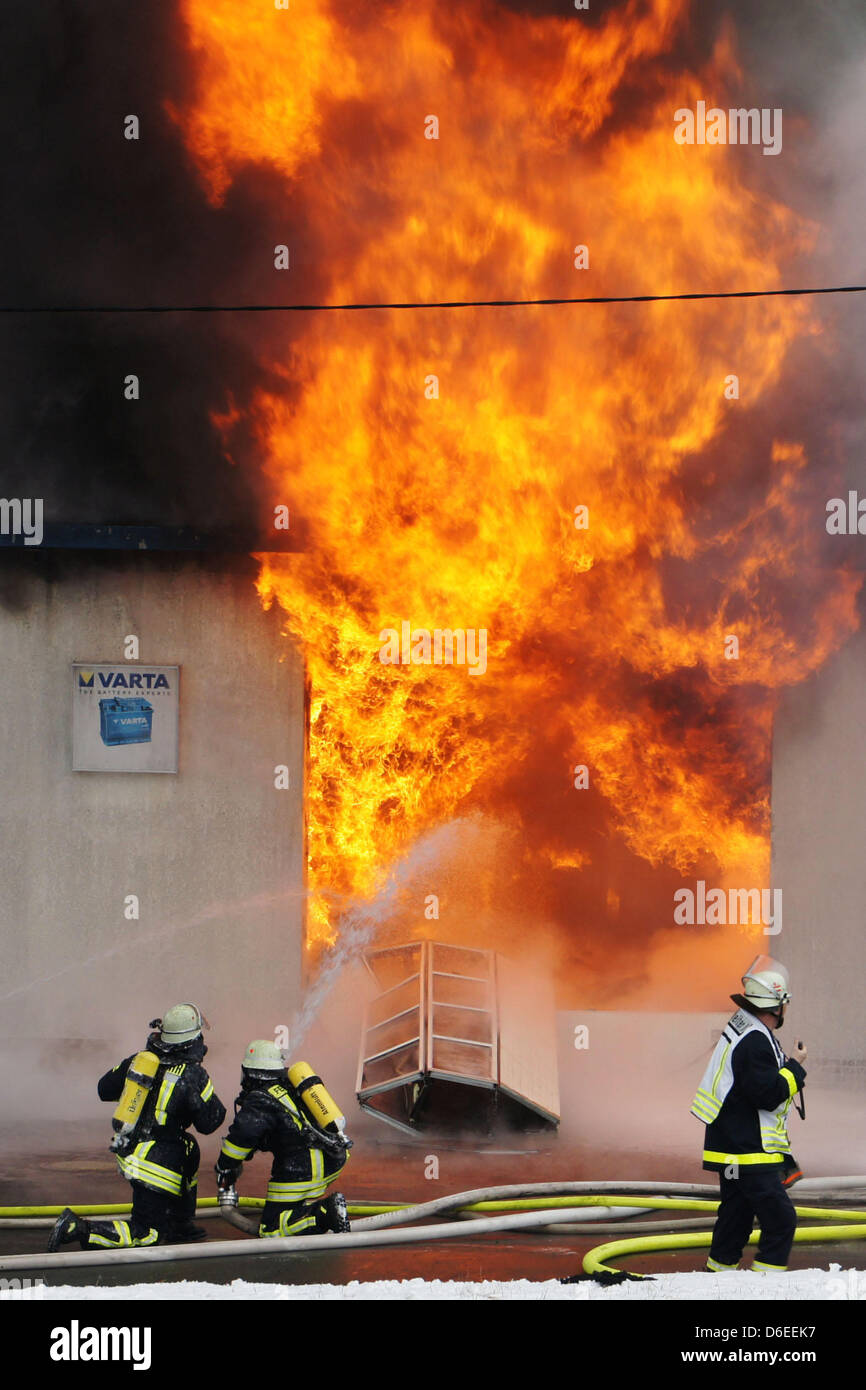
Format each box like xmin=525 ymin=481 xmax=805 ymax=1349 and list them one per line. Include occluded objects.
xmin=47 ymin=1208 xmax=88 ymax=1252
xmin=322 ymin=1192 xmax=351 ymax=1233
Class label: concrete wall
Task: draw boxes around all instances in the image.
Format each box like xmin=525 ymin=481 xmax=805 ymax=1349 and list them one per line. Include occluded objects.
xmin=0 ymin=552 xmax=305 ymax=1094
xmin=772 ymin=627 xmax=866 ymax=1083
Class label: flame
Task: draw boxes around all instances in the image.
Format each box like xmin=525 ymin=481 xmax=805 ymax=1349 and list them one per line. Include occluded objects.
xmin=171 ymin=1 xmax=859 ymax=979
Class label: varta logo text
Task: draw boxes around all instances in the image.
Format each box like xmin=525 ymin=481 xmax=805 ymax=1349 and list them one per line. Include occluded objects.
xmin=49 ymin=1320 xmax=152 ymax=1371
xmin=79 ymin=671 xmax=170 ymax=690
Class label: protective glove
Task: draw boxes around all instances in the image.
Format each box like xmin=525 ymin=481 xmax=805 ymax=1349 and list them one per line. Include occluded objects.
xmin=779 ymin=1153 xmax=803 ymax=1187
xmin=215 ymin=1161 xmax=241 ymax=1190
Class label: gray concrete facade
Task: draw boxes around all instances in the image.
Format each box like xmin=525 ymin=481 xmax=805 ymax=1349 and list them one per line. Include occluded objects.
xmin=771 ymin=626 xmax=866 ymax=1083
xmin=0 ymin=553 xmax=306 ymax=1091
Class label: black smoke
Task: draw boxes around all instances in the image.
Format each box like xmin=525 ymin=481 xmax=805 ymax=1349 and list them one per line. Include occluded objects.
xmin=0 ymin=0 xmax=864 ymax=533
xmin=0 ymin=1 xmax=320 ymax=528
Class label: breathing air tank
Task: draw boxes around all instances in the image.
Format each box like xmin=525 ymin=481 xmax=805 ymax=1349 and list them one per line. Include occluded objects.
xmin=110 ymin=1051 xmax=161 ymax=1153
xmin=287 ymin=1061 xmax=347 ymax=1137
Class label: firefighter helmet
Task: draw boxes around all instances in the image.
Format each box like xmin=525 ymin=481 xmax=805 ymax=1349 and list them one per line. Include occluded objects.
xmin=241 ymin=1039 xmax=286 ymax=1073
xmin=160 ymin=1003 xmax=205 ymax=1045
xmin=738 ymin=955 xmax=791 ymax=1013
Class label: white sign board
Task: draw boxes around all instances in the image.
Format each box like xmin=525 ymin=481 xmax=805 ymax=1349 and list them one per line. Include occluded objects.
xmin=72 ymin=663 xmax=179 ymax=773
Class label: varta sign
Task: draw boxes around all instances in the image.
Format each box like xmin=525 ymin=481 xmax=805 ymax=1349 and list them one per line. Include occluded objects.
xmin=78 ymin=670 xmax=170 ymax=691
xmin=72 ymin=662 xmax=179 ymax=773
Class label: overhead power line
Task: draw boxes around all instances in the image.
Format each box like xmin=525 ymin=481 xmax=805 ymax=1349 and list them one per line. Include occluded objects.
xmin=0 ymin=284 xmax=864 ymax=313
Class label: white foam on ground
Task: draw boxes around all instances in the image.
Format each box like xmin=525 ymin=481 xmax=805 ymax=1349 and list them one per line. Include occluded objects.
xmin=40 ymin=1265 xmax=864 ymax=1300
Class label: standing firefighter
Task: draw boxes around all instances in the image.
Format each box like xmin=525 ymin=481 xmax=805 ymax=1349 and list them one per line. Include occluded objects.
xmin=215 ymin=1040 xmax=351 ymax=1237
xmin=692 ymin=955 xmax=807 ymax=1273
xmin=48 ymin=1003 xmax=226 ymax=1251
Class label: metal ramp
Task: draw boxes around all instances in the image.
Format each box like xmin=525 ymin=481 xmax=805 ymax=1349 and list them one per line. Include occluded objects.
xmin=356 ymin=941 xmax=559 ymax=1135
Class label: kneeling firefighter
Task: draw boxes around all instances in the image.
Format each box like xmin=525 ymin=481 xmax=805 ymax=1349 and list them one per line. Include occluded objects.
xmin=48 ymin=1004 xmax=226 ymax=1252
xmin=691 ymin=956 xmax=807 ymax=1273
xmin=215 ymin=1041 xmax=352 ymax=1237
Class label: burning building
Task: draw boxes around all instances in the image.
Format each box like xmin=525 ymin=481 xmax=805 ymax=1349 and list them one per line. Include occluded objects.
xmin=163 ymin=0 xmax=862 ymax=1009
xmin=2 ymin=0 xmax=865 ymax=1118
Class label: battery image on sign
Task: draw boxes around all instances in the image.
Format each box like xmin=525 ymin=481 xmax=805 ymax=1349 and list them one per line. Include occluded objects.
xmin=98 ymin=697 xmax=154 ymax=747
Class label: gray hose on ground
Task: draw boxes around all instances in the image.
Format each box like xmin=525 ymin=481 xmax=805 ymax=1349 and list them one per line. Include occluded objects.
xmin=217 ymin=1206 xmax=260 ymax=1236
xmin=5 ymin=1176 xmax=863 ymax=1234
xmin=0 ymin=1190 xmax=674 ymax=1235
xmin=215 ymin=1188 xmax=260 ymax=1237
xmin=447 ymin=1208 xmax=721 ymax=1233
xmin=0 ymin=1207 xmax=617 ymax=1275
xmin=350 ymin=1181 xmax=720 ymax=1231
xmin=360 ymin=1200 xmax=651 ymax=1231
xmin=0 ymin=1202 xmax=681 ymax=1234
xmin=791 ymin=1178 xmax=866 ymax=1193
xmin=0 ymin=1209 xmax=706 ymax=1233
xmin=0 ymin=1219 xmax=58 ymax=1230
xmin=536 ymin=1216 xmax=724 ymax=1236
xmin=216 ymin=1184 xmax=653 ymax=1237
xmin=0 ymin=1201 xmax=650 ymax=1234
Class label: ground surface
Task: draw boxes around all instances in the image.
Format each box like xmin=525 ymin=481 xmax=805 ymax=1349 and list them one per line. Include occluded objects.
xmin=3 ymin=1118 xmax=864 ymax=1292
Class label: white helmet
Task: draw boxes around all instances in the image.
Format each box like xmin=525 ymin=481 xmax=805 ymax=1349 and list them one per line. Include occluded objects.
xmin=160 ymin=1003 xmax=205 ymax=1045
xmin=741 ymin=956 xmax=791 ymax=1011
xmin=241 ymin=1039 xmax=286 ymax=1073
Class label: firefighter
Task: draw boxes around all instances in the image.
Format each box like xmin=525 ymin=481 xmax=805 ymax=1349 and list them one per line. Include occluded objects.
xmin=215 ymin=1040 xmax=351 ymax=1237
xmin=691 ymin=955 xmax=807 ymax=1272
xmin=48 ymin=1003 xmax=226 ymax=1251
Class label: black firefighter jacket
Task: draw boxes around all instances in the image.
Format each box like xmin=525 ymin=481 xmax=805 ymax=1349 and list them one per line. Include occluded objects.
xmin=691 ymin=1008 xmax=806 ymax=1173
xmin=98 ymin=1039 xmax=226 ymax=1196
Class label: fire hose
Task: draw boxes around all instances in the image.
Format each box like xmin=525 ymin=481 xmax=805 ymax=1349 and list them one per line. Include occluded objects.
xmin=0 ymin=1180 xmax=726 ymax=1231
xmin=3 ymin=1176 xmax=863 ymax=1229
xmin=1 ymin=1178 xmax=866 ymax=1277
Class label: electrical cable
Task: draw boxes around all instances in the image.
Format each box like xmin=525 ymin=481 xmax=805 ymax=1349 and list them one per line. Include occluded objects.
xmin=1 ymin=286 xmax=864 ymax=314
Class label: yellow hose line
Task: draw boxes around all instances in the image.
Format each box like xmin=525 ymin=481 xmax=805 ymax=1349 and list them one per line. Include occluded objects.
xmin=0 ymin=1199 xmax=410 ymax=1219
xmin=0 ymin=1198 xmax=263 ymax=1218
xmin=463 ymin=1197 xmax=866 ymax=1221
xmin=1 ymin=1196 xmax=674 ymax=1219
xmin=584 ymin=1223 xmax=866 ymax=1278
xmin=789 ymin=1206 xmax=866 ymax=1221
xmin=5 ymin=1194 xmax=866 ymax=1221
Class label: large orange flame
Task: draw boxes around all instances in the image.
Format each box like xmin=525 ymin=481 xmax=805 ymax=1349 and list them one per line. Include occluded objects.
xmin=171 ymin=1 xmax=859 ymax=989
